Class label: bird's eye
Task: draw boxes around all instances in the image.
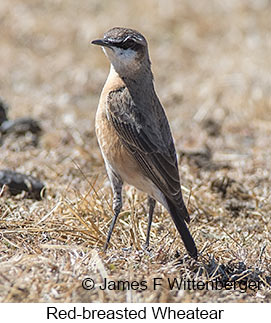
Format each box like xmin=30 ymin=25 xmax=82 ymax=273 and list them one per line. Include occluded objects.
xmin=122 ymin=39 xmax=135 ymax=49
xmin=121 ymin=38 xmax=140 ymax=50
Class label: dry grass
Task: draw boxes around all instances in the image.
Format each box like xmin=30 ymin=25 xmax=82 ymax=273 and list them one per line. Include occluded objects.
xmin=1 ymin=0 xmax=271 ymax=302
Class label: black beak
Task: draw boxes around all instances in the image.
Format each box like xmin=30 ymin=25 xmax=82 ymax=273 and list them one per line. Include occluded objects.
xmin=91 ymin=39 xmax=112 ymax=48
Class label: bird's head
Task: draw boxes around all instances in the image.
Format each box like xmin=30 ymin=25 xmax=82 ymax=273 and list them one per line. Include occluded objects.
xmin=91 ymin=27 xmax=151 ymax=78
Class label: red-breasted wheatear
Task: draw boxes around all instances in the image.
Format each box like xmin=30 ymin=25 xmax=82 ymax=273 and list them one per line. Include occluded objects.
xmin=92 ymin=27 xmax=197 ymax=259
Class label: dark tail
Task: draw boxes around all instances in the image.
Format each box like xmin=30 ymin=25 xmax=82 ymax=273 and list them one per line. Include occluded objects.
xmin=166 ymin=198 xmax=198 ymax=259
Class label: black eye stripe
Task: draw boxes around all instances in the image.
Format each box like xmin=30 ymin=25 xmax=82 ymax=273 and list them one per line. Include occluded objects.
xmin=108 ymin=38 xmax=141 ymax=50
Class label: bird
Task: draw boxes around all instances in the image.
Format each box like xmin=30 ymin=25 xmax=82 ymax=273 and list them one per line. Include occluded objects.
xmin=91 ymin=27 xmax=197 ymax=259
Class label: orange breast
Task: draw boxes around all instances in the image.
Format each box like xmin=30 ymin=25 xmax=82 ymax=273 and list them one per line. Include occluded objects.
xmin=95 ymin=105 xmax=140 ymax=183
xmin=94 ymin=66 xmax=167 ymax=207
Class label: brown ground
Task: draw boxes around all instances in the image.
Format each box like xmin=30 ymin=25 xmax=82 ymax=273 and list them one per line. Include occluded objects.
xmin=0 ymin=0 xmax=271 ymax=302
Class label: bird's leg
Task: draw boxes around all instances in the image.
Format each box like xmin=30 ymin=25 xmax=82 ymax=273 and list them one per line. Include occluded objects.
xmin=104 ymin=171 xmax=123 ymax=251
xmin=144 ymin=196 xmax=156 ymax=249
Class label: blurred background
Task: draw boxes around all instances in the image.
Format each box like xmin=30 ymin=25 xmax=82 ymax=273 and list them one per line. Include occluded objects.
xmin=1 ymin=0 xmax=271 ymax=154
xmin=1 ymin=0 xmax=271 ymax=144
xmin=1 ymin=0 xmax=271 ymax=194
xmin=1 ymin=0 xmax=271 ymax=303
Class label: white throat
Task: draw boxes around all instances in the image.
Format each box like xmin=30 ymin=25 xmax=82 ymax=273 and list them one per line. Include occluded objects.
xmin=103 ymin=46 xmax=140 ymax=76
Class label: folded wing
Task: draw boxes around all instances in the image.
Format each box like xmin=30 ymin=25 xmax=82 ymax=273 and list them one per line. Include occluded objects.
xmin=106 ymin=86 xmax=190 ymax=223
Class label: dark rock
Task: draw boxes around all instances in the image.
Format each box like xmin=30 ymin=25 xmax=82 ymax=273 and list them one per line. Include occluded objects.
xmin=0 ymin=98 xmax=9 ymax=125
xmin=0 ymin=169 xmax=45 ymax=200
xmin=0 ymin=117 xmax=42 ymax=136
xmin=202 ymin=118 xmax=221 ymax=137
xmin=211 ymin=176 xmax=251 ymax=200
xmin=180 ymin=146 xmax=230 ymax=171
